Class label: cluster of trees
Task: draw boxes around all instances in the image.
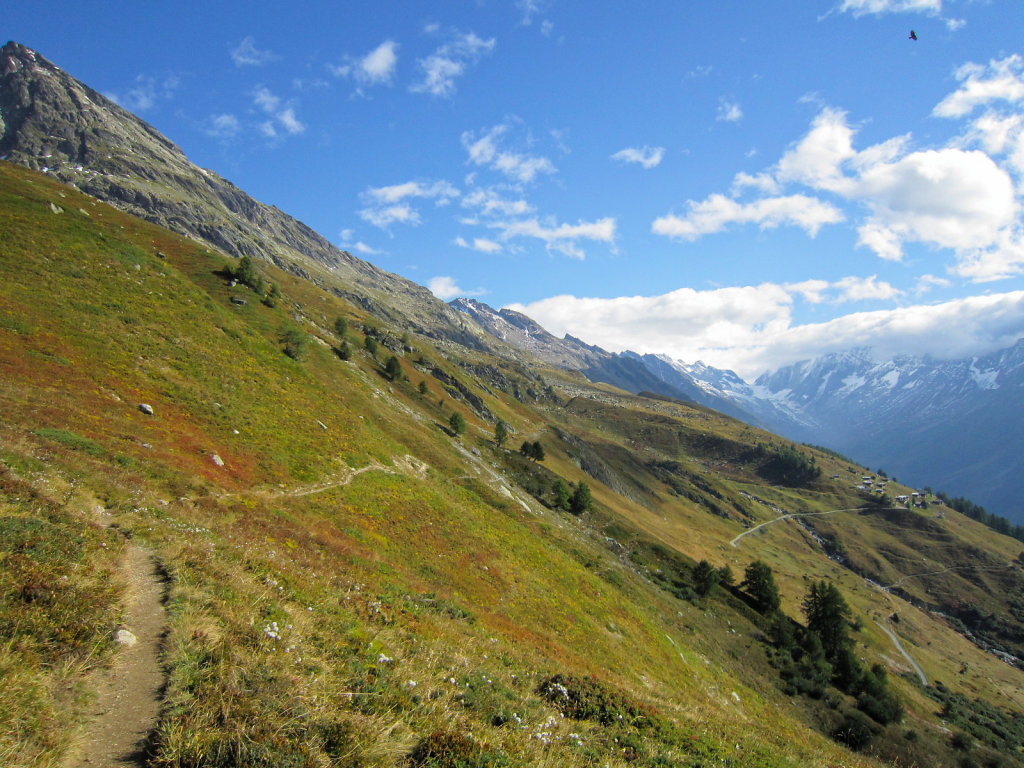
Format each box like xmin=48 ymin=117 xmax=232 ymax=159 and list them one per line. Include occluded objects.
xmin=551 ymin=478 xmax=592 ymax=514
xmin=754 ymin=443 xmax=822 ymax=486
xmin=738 ymin=561 xmax=903 ymax=742
xmin=520 ymin=440 xmax=545 ymax=462
xmin=692 ymin=559 xmax=733 ymax=597
xmin=937 ymin=492 xmax=1024 ymax=543
xmin=232 ymin=255 xmax=280 ymax=307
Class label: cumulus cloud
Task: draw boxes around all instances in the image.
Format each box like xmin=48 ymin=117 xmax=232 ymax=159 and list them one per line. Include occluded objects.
xmin=934 ymin=55 xmax=1024 ymax=119
xmin=835 ymin=0 xmax=941 ymax=16
xmin=231 ymin=37 xmax=278 ymax=67
xmin=855 ymin=148 xmax=1015 ymax=257
xmin=652 ymin=194 xmax=844 ymax=240
xmin=462 ymin=124 xmax=556 ymax=183
xmin=330 ymin=40 xmax=399 ymax=88
xmin=611 ymin=146 xmax=665 ymax=169
xmin=411 ymin=31 xmax=495 ymax=97
xmin=358 ymin=179 xmax=459 ymax=230
xmin=656 ymin=94 xmax=1024 ymax=278
xmin=508 ymin=287 xmax=1024 ymax=378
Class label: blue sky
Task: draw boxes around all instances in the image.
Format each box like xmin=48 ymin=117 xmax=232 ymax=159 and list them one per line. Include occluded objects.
xmin=7 ymin=0 xmax=1024 ymax=377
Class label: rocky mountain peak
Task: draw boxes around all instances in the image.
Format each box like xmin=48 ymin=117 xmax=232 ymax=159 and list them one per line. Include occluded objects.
xmin=0 ymin=40 xmax=489 ymax=350
xmin=2 ymin=40 xmax=42 ymax=75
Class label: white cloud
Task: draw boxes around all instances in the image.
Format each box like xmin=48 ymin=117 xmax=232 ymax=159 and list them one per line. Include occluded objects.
xmin=411 ymin=31 xmax=495 ymax=97
xmin=489 ymin=216 xmax=616 ymax=259
xmin=934 ymin=55 xmax=1024 ymax=119
xmin=461 ymin=124 xmax=556 ymax=183
xmin=658 ymin=101 xmax=1024 ymax=278
xmin=359 ymin=40 xmax=399 ymax=84
xmin=915 ymin=274 xmax=951 ymax=293
xmin=717 ymin=98 xmax=743 ymax=123
xmin=231 ymin=36 xmax=277 ymax=67
xmin=338 ymin=229 xmax=383 ymax=255
xmin=253 ymin=87 xmax=280 ymax=113
xmin=611 ymin=146 xmax=665 ymax=169
xmin=359 ymin=203 xmax=418 ymax=229
xmin=508 ymin=287 xmax=1024 ymax=379
xmin=785 ymin=279 xmax=831 ymax=304
xmin=835 ymin=0 xmax=941 ymax=17
xmin=207 ymin=113 xmax=240 ymax=139
xmin=516 ymin=0 xmax=546 ymax=25
xmin=252 ymin=87 xmax=305 ymax=136
xmin=833 ymin=275 xmax=902 ymax=303
xmin=352 ymin=242 xmax=383 ymax=255
xmin=461 ymin=187 xmax=534 ymax=217
xmin=652 ymin=193 xmax=844 ymax=240
xmin=277 ymin=107 xmax=305 ymax=135
xmin=455 ymin=236 xmax=503 ymax=254
xmin=428 ymin=276 xmax=484 ymax=300
xmin=732 ymin=172 xmax=780 ymax=195
xmin=107 ymin=74 xmax=179 ymax=113
xmin=364 ymin=180 xmax=459 ymax=205
xmin=854 ymin=148 xmax=1015 ymax=257
xmin=331 ymin=40 xmax=399 ymax=87
xmin=358 ymin=179 xmax=459 ymax=230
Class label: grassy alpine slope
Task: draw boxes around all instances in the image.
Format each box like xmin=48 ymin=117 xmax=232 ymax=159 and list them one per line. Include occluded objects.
xmin=1 ymin=160 xmax=1022 ymax=767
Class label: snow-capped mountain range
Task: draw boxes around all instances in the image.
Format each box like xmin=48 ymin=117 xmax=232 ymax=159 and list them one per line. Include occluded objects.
xmin=452 ymin=298 xmax=1024 ymax=523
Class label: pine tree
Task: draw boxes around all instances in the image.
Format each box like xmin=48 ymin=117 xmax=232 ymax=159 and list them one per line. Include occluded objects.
xmin=552 ymin=479 xmax=571 ymax=511
xmin=802 ymin=580 xmax=852 ymax=662
xmin=741 ymin=560 xmax=781 ymax=614
xmin=693 ymin=560 xmax=720 ymax=596
xmin=449 ymin=411 xmax=466 ymax=437
xmin=569 ymin=482 xmax=592 ymax=514
xmin=495 ymin=420 xmax=509 ymax=447
xmin=384 ymin=355 xmax=402 ymax=381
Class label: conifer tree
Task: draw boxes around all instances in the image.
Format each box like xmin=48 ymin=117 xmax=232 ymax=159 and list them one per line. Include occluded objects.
xmin=495 ymin=420 xmax=509 ymax=447
xmin=569 ymin=481 xmax=592 ymax=514
xmin=741 ymin=560 xmax=781 ymax=615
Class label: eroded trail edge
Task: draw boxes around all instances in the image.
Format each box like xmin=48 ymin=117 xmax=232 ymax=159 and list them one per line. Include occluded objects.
xmin=65 ymin=543 xmax=167 ymax=768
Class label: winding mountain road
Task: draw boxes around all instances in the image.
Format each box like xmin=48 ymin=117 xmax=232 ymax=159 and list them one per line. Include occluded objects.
xmin=875 ymin=620 xmax=928 ymax=686
xmin=730 ymin=507 xmax=867 ymax=548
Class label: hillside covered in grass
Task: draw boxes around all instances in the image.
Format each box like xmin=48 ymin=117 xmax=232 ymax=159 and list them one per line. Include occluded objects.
xmin=1 ymin=159 xmax=1023 ymax=768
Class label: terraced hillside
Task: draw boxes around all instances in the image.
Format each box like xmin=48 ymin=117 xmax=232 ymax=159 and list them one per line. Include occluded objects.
xmin=1 ymin=161 xmax=1023 ymax=768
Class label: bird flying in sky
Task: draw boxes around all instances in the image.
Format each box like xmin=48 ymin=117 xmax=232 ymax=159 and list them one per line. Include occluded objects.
xmin=909 ymin=30 xmax=918 ymax=40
